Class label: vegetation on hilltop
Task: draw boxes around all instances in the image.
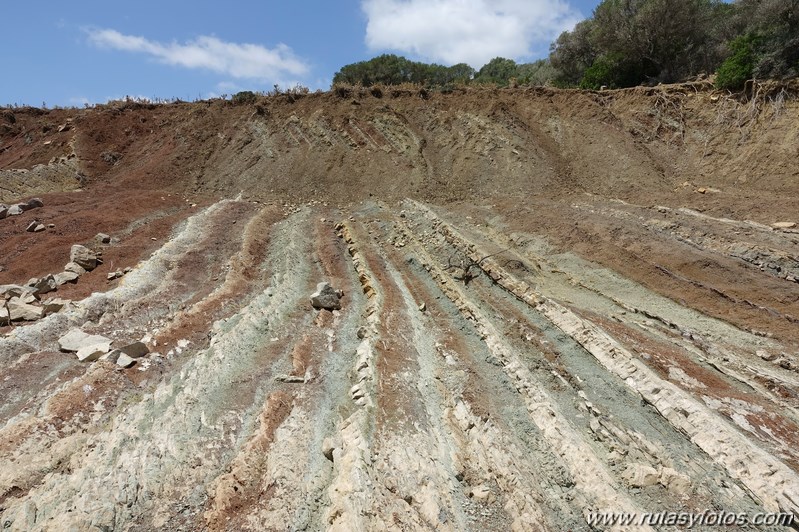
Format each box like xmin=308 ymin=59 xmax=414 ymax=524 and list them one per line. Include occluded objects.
xmin=334 ymin=0 xmax=799 ymax=91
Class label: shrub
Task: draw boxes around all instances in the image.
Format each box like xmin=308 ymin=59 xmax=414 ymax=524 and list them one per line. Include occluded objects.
xmin=716 ymin=34 xmax=760 ymax=90
xmin=231 ymin=91 xmax=258 ymax=105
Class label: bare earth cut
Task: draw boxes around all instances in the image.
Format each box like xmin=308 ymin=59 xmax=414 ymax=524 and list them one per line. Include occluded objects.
xmin=1 ymin=82 xmax=798 ymax=531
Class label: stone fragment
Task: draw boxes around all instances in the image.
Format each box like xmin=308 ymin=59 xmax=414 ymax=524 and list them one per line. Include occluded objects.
xmin=0 ymin=205 xmax=8 ymax=219
xmin=8 ymin=298 xmax=45 ymax=321
xmin=96 ymin=233 xmax=111 ymax=243
xmin=54 ymin=271 xmax=79 ymax=286
xmin=25 ymin=221 xmax=38 ymax=232
xmin=107 ymin=271 xmax=123 ymax=280
xmin=0 ymin=285 xmax=25 ymax=300
xmin=33 ymin=224 xmax=45 ymax=232
xmin=116 ymin=353 xmax=136 ymax=368
xmin=64 ymin=262 xmax=87 ymax=275
xmin=322 ymin=437 xmax=337 ymax=462
xmin=623 ymin=464 xmax=660 ymax=487
xmin=99 ymin=350 xmax=121 ymax=363
xmin=7 ymin=204 xmax=23 ymax=216
xmin=659 ymin=467 xmax=691 ymax=496
xmin=418 ymin=302 xmax=426 ymax=312
xmin=76 ymin=342 xmax=111 ymax=362
xmin=772 ymin=222 xmax=796 ymax=230
xmin=0 ymin=307 xmax=9 ymax=325
xmin=70 ymin=244 xmax=97 ymax=271
xmin=42 ymin=297 xmax=68 ymax=315
xmin=310 ymin=282 xmax=343 ymax=310
xmin=26 ymin=198 xmax=44 ymax=209
xmin=58 ymin=329 xmax=112 ymax=352
xmin=32 ymin=275 xmax=57 ymax=296
xmin=119 ymin=341 xmax=149 ymax=359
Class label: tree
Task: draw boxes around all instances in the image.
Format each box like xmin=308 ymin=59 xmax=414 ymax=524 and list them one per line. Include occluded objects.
xmin=474 ymin=57 xmax=519 ymax=86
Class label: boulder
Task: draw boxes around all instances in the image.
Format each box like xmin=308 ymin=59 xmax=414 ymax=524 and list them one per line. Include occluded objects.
xmin=58 ymin=329 xmax=112 ymax=353
xmin=96 ymin=233 xmax=111 ymax=244
xmin=70 ymin=244 xmax=97 ymax=271
xmin=32 ymin=275 xmax=57 ymax=296
xmin=310 ymin=282 xmax=343 ymax=310
xmin=118 ymin=341 xmax=149 ymax=358
xmin=26 ymin=198 xmax=44 ymax=209
xmin=76 ymin=342 xmax=111 ymax=362
xmin=8 ymin=299 xmax=45 ymax=322
xmin=7 ymin=204 xmax=24 ymax=216
xmin=64 ymin=262 xmax=87 ymax=275
xmin=54 ymin=271 xmax=79 ymax=286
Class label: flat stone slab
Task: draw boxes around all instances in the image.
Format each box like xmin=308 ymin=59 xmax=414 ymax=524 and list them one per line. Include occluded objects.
xmin=58 ymin=329 xmax=113 ymax=353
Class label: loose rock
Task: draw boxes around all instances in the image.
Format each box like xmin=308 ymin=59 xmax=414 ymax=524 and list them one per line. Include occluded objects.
xmin=54 ymin=271 xmax=79 ymax=286
xmin=96 ymin=233 xmax=111 ymax=244
xmin=32 ymin=275 xmax=57 ymax=296
xmin=116 ymin=353 xmax=136 ymax=368
xmin=70 ymin=244 xmax=98 ymax=271
xmin=310 ymin=282 xmax=343 ymax=310
xmin=772 ymin=222 xmax=796 ymax=230
xmin=26 ymin=198 xmax=44 ymax=209
xmin=76 ymin=343 xmax=111 ymax=362
xmin=42 ymin=297 xmax=68 ymax=315
xmin=64 ymin=262 xmax=87 ymax=275
xmin=119 ymin=341 xmax=149 ymax=359
xmin=8 ymin=299 xmax=45 ymax=322
xmin=58 ymin=329 xmax=112 ymax=353
xmin=7 ymin=204 xmax=24 ymax=216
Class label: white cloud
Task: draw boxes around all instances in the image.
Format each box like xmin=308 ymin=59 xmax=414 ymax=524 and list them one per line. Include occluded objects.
xmin=362 ymin=0 xmax=581 ymax=67
xmin=86 ymin=28 xmax=309 ymax=80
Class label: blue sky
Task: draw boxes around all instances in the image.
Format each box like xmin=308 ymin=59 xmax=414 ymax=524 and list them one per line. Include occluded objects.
xmin=0 ymin=0 xmax=602 ymax=107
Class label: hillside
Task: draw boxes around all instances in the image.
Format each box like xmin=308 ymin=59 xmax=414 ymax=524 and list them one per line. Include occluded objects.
xmin=1 ymin=83 xmax=799 ymax=531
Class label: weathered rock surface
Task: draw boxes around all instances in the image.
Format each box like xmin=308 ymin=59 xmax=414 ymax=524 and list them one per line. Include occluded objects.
xmin=69 ymin=244 xmax=98 ymax=271
xmin=96 ymin=233 xmax=111 ymax=244
xmin=310 ymin=281 xmax=343 ymax=310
